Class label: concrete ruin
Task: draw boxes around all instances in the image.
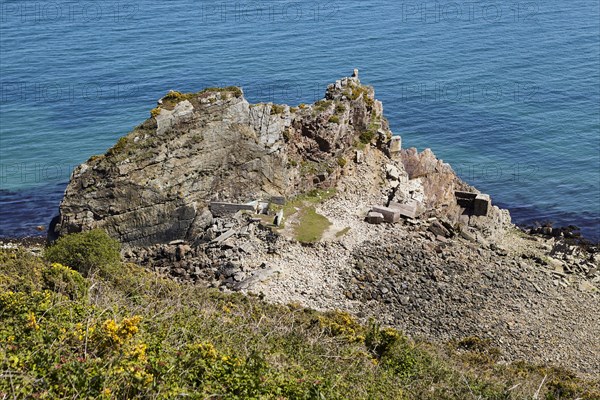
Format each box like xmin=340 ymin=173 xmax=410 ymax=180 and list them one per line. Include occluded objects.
xmin=367 ymin=211 xmax=384 ymax=224
xmin=455 ymin=191 xmax=490 ymax=217
xmin=389 ymin=136 xmax=402 ymax=154
xmin=209 ymin=202 xmax=258 ymax=217
xmin=388 ymin=201 xmax=421 ymax=219
xmin=371 ymin=206 xmax=401 ymax=223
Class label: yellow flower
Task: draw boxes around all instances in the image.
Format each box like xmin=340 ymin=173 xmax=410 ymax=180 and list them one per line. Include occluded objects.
xmin=26 ymin=311 xmax=39 ymax=330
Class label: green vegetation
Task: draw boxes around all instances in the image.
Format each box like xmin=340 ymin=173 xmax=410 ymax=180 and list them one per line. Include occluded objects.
xmin=282 ymin=189 xmax=337 ymax=218
xmin=328 ymin=115 xmax=340 ymax=124
xmin=277 ymin=189 xmax=336 ymax=243
xmin=335 ymin=103 xmax=346 ymax=114
xmin=1 ymin=235 xmax=599 ymax=399
xmin=335 ymin=227 xmax=351 ymax=237
xmin=157 ymin=87 xmax=243 ymax=111
xmin=106 ymin=136 xmax=129 ymax=157
xmin=87 ymin=154 xmax=104 ymax=163
xmin=294 ymin=206 xmax=332 ymax=243
xmin=45 ymin=229 xmax=121 ymax=279
xmin=270 ymin=104 xmax=286 ymax=115
xmin=199 ymin=86 xmax=243 ymax=98
xmin=359 ymin=113 xmax=382 ymax=144
xmin=344 ymin=85 xmax=374 ymax=108
xmin=150 ymin=107 xmax=162 ymax=118
xmin=336 ymin=157 xmax=347 ymax=168
xmin=314 ymin=99 xmax=332 ymax=112
xmin=299 ymin=160 xmax=337 ymax=178
xmin=359 ymin=129 xmax=377 ymax=144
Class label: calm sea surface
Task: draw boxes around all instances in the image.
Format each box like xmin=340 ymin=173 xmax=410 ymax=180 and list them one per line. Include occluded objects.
xmin=1 ymin=0 xmax=599 ymax=239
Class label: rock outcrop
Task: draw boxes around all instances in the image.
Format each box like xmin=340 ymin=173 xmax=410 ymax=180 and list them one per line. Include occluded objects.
xmin=50 ymin=73 xmax=508 ymax=247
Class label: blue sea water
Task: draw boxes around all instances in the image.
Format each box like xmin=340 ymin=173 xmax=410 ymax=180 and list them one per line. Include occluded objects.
xmin=1 ymin=0 xmax=599 ymax=240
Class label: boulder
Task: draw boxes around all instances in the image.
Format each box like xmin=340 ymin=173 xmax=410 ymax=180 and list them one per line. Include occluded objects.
xmin=367 ymin=211 xmax=384 ymax=224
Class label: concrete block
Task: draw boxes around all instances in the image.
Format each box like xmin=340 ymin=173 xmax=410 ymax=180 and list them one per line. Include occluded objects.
xmin=210 ymin=202 xmax=256 ymax=217
xmin=367 ymin=211 xmax=384 ymax=224
xmin=388 ymin=201 xmax=420 ymax=219
xmin=356 ymin=150 xmax=364 ymax=164
xmin=372 ymin=206 xmax=401 ymax=223
xmin=473 ymin=194 xmax=490 ymax=216
xmin=389 ymin=136 xmax=402 ymax=153
xmin=274 ymin=210 xmax=284 ymax=226
xmin=455 ymin=191 xmax=477 ymax=208
xmin=269 ymin=196 xmax=286 ymax=205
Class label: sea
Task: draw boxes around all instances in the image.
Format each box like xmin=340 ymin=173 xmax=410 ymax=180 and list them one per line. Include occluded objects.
xmin=1 ymin=0 xmax=599 ymax=240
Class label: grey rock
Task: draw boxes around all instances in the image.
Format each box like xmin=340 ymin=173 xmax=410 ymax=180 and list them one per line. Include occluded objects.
xmin=371 ymin=206 xmax=401 ymax=223
xmin=367 ymin=211 xmax=384 ymax=224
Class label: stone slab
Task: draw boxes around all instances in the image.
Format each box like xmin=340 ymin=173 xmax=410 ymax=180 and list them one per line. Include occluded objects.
xmin=388 ymin=201 xmax=420 ymax=219
xmin=367 ymin=211 xmax=384 ymax=224
xmin=371 ymin=206 xmax=401 ymax=223
xmin=210 ymin=202 xmax=256 ymax=217
xmin=211 ymin=228 xmax=236 ymax=243
xmin=269 ymin=196 xmax=286 ymax=205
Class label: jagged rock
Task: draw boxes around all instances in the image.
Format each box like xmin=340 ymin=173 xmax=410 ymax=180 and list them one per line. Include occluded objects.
xmin=50 ymin=72 xmax=511 ymax=251
xmin=385 ymin=164 xmax=400 ymax=181
xmin=51 ymin=73 xmax=381 ymax=246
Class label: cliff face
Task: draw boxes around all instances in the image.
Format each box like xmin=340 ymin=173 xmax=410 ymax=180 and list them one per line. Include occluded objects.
xmin=50 ymin=74 xmax=507 ymax=246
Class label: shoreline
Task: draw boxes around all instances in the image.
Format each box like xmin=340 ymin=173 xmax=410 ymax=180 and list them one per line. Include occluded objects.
xmin=3 ymin=221 xmax=598 ymax=248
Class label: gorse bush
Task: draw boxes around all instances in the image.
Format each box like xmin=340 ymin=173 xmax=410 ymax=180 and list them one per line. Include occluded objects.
xmin=1 ymin=247 xmax=598 ymax=399
xmin=45 ymin=229 xmax=121 ymax=278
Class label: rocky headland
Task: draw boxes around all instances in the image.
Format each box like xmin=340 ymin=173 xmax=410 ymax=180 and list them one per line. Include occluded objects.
xmin=47 ymin=72 xmax=599 ymax=377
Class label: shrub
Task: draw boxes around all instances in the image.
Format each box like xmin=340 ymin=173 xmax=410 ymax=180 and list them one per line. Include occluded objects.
xmin=337 ymin=157 xmax=347 ymax=167
xmin=335 ymin=103 xmax=346 ymax=114
xmin=42 ymin=263 xmax=88 ymax=300
xmin=328 ymin=115 xmax=340 ymax=124
xmin=314 ymin=100 xmax=332 ymax=112
xmin=270 ymin=104 xmax=285 ymax=115
xmin=106 ymin=136 xmax=128 ymax=156
xmin=150 ymin=107 xmax=162 ymax=118
xmin=282 ymin=129 xmax=291 ymax=142
xmin=349 ymin=86 xmax=374 ymax=108
xmin=199 ymin=86 xmax=243 ymax=98
xmin=359 ymin=129 xmax=377 ymax=144
xmin=45 ymin=229 xmax=121 ymax=278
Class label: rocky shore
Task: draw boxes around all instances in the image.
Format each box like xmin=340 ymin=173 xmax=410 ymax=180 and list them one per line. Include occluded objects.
xmin=42 ymin=72 xmax=599 ymax=377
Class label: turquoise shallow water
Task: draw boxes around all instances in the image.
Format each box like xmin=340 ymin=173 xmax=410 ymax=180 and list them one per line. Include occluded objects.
xmin=1 ymin=0 xmax=599 ymax=239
